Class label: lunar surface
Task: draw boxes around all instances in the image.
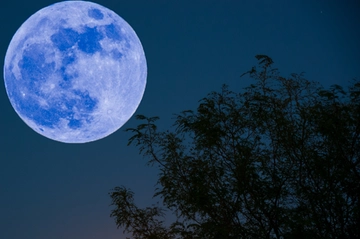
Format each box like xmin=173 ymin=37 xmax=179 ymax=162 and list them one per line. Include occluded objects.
xmin=3 ymin=1 xmax=147 ymax=143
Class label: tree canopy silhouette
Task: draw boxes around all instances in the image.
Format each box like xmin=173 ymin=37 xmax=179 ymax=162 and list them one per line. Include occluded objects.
xmin=109 ymin=55 xmax=360 ymax=239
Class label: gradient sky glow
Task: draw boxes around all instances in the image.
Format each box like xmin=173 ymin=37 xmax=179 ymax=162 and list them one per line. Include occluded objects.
xmin=1 ymin=1 xmax=359 ymax=239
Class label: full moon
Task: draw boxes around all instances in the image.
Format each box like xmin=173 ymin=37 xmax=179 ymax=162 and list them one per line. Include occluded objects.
xmin=3 ymin=1 xmax=147 ymax=143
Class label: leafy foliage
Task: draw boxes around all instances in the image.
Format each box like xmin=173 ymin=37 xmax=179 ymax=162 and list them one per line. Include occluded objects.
xmin=109 ymin=55 xmax=360 ymax=238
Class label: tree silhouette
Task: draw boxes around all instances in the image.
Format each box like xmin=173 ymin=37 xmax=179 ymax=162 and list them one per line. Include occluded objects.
xmin=109 ymin=55 xmax=360 ymax=239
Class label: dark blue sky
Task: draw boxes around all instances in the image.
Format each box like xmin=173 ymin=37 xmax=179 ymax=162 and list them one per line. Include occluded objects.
xmin=1 ymin=1 xmax=359 ymax=238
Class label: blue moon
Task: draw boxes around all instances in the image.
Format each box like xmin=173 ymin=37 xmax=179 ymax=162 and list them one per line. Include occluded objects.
xmin=3 ymin=1 xmax=147 ymax=143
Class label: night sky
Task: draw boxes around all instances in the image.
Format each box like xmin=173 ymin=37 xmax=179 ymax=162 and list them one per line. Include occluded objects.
xmin=1 ymin=1 xmax=359 ymax=238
